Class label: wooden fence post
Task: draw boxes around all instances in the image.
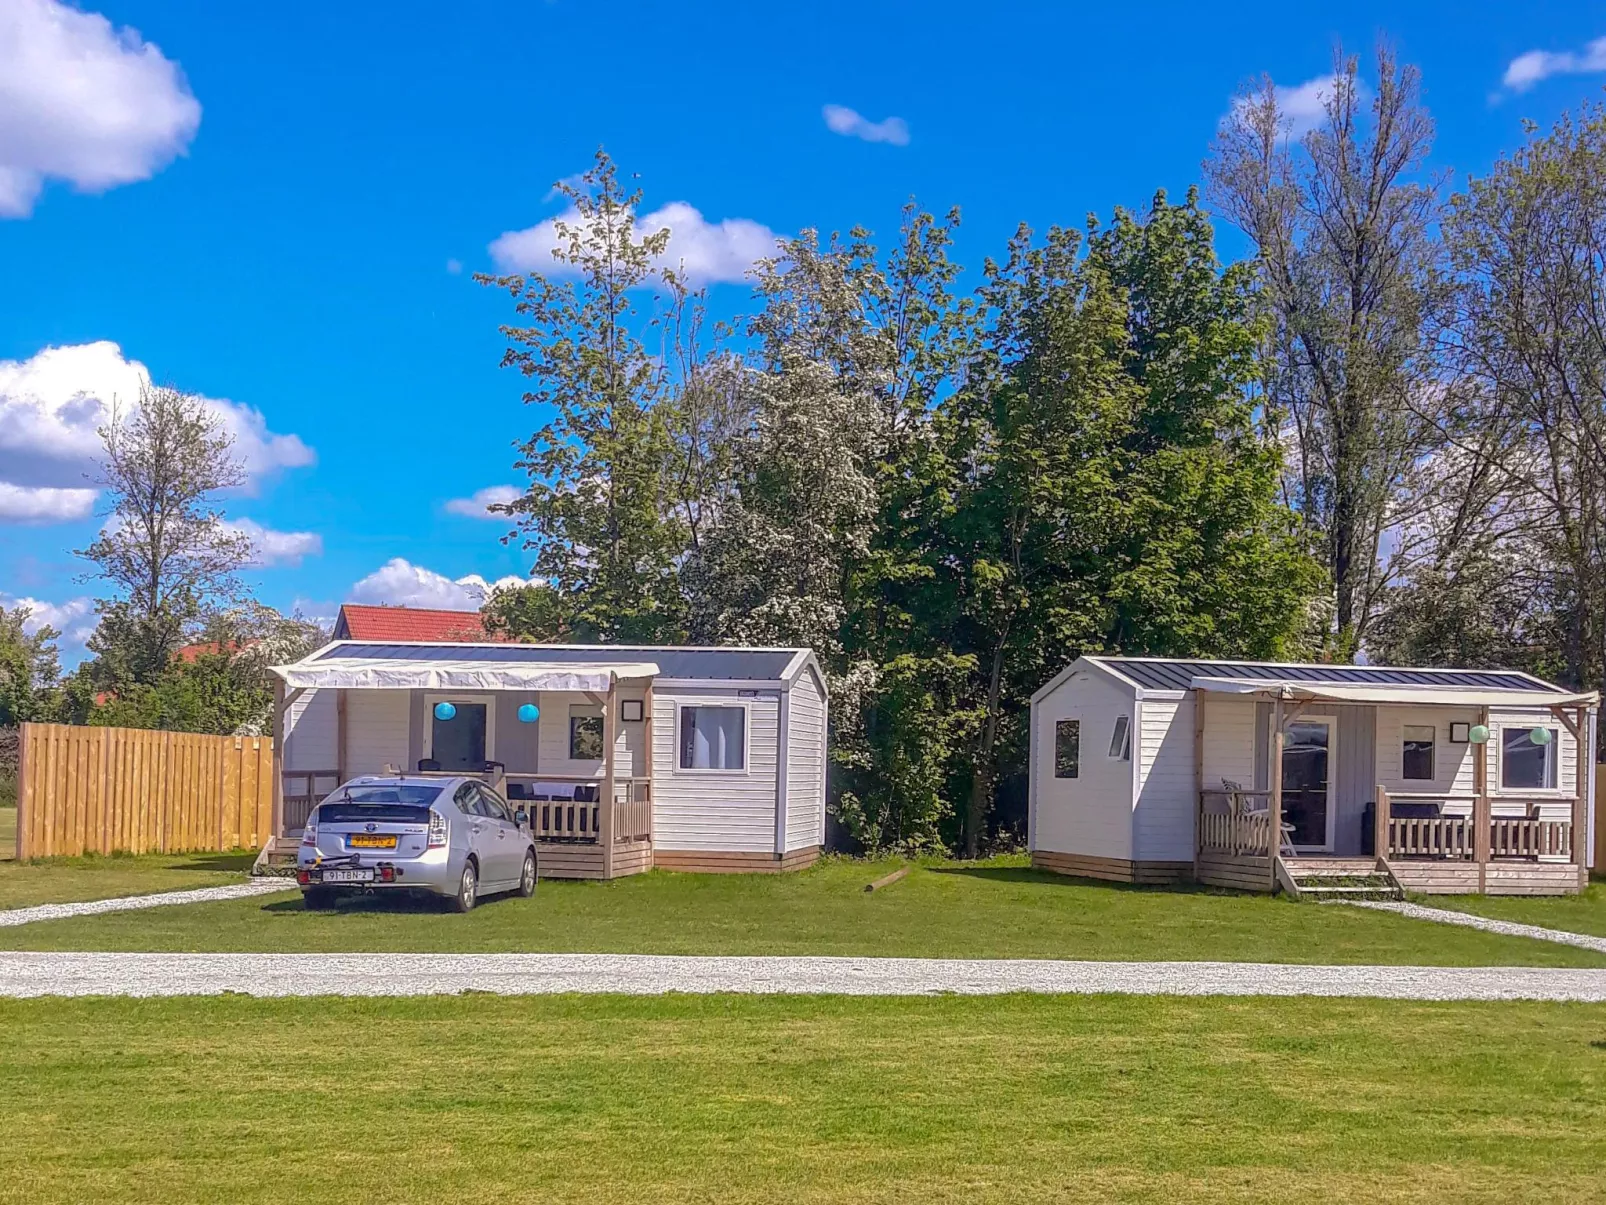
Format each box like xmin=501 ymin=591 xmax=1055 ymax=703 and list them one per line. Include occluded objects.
xmin=15 ymin=722 xmax=30 ymax=860
xmin=601 ymin=677 xmax=617 ymax=880
xmin=1269 ymin=694 xmax=1285 ymax=888
xmin=1374 ymin=784 xmax=1389 ymax=863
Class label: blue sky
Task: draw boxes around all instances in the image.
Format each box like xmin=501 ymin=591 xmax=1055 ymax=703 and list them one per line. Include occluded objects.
xmin=3 ymin=0 xmax=1605 ymax=661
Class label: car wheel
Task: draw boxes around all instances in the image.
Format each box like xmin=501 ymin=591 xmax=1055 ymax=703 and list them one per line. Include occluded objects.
xmin=516 ymin=849 xmax=537 ymax=898
xmin=302 ymin=887 xmax=336 ymax=911
xmin=452 ymin=860 xmax=478 ymax=913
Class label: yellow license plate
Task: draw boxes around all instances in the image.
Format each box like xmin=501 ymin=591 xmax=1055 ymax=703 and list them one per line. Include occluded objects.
xmin=349 ymin=834 xmax=398 ymax=849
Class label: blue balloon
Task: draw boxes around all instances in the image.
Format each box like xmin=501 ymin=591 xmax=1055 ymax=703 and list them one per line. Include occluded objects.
xmin=433 ymin=701 xmax=456 ymax=721
xmin=517 ymin=703 xmax=540 ymax=723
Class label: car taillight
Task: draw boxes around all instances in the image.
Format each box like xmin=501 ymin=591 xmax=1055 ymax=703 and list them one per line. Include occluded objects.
xmin=301 ymin=824 xmax=317 ymax=846
xmin=427 ymin=809 xmax=448 ymax=848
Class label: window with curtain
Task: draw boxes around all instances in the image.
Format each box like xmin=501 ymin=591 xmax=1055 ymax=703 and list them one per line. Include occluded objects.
xmin=680 ymin=706 xmax=746 ymax=770
xmin=1402 ymin=725 xmax=1434 ymax=781
xmin=1501 ymin=727 xmax=1557 ymax=790
xmin=1054 ymin=720 xmax=1080 ymax=779
xmin=568 ymin=706 xmax=603 ymax=760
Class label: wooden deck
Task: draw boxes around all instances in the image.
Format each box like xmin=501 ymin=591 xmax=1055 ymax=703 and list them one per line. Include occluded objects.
xmin=1197 ymin=785 xmax=1588 ymax=896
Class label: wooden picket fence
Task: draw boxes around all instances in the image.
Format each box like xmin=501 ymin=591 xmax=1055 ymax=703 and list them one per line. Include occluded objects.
xmin=15 ymin=722 xmax=275 ymax=859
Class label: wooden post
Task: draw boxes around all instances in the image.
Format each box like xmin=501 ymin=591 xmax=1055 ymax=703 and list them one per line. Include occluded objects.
xmin=1374 ymin=784 xmax=1390 ymax=863
xmin=1473 ymin=704 xmax=1490 ymax=892
xmin=601 ymin=676 xmax=617 ymax=880
xmin=1269 ymin=693 xmax=1285 ymax=888
xmin=336 ymin=689 xmax=348 ymax=783
xmin=270 ymin=678 xmax=285 ymax=840
xmin=14 ymin=722 xmax=29 ymax=860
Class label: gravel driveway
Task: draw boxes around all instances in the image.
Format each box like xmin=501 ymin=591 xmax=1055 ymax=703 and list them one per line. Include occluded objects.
xmin=0 ymin=880 xmax=293 ymax=928
xmin=3 ymin=951 xmax=1604 ymax=1000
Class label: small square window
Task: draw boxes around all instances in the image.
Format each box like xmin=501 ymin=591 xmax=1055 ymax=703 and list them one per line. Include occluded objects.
xmin=680 ymin=705 xmax=745 ymax=770
xmin=1402 ymin=725 xmax=1434 ymax=781
xmin=621 ymin=699 xmax=644 ymax=722
xmin=1108 ymin=715 xmax=1131 ymax=760
xmin=1054 ymin=720 xmax=1080 ymax=779
xmin=1450 ymin=722 xmax=1470 ymax=743
xmin=569 ymin=707 xmax=604 ymax=760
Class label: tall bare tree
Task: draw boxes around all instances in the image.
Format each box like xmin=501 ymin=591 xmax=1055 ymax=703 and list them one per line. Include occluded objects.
xmin=77 ymin=383 xmax=251 ymax=684
xmin=1434 ymin=104 xmax=1606 ymax=708
xmin=1206 ymin=44 xmax=1443 ymax=652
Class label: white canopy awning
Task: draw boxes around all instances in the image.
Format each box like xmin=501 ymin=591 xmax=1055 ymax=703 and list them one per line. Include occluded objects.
xmin=271 ymin=657 xmax=660 ymax=693
xmin=1190 ymin=676 xmax=1598 ymax=709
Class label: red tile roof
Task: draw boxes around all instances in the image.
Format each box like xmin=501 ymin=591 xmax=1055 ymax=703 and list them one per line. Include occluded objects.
xmin=334 ymin=604 xmax=498 ymax=643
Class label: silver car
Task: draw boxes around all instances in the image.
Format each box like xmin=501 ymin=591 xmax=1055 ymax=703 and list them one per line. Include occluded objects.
xmin=296 ymin=775 xmax=537 ymax=911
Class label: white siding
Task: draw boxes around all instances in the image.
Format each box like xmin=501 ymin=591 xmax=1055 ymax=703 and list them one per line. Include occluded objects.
xmin=1375 ymin=705 xmax=1478 ymax=804
xmin=1133 ymin=697 xmax=1196 ymax=862
xmin=785 ymin=669 xmax=828 ymax=851
xmin=345 ymin=690 xmax=410 ymax=777
xmin=1199 ymin=696 xmax=1256 ymax=789
xmin=283 ymin=688 xmax=336 ymax=772
xmin=651 ymin=687 xmax=780 ymax=852
xmin=1490 ymin=706 xmax=1583 ymax=821
xmin=536 ymin=688 xmax=647 ymax=780
xmin=1030 ymin=664 xmax=1136 ymax=860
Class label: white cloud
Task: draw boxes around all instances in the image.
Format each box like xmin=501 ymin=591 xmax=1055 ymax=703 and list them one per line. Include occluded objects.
xmin=444 ymin=484 xmax=520 ymax=520
xmin=222 ymin=517 xmax=322 ymax=567
xmin=0 ymin=592 xmax=98 ymax=664
xmin=1234 ymin=74 xmax=1369 ymax=139
xmin=0 ymin=481 xmax=97 ymax=522
xmin=445 ymin=257 xmax=463 ymax=275
xmin=489 ymin=200 xmax=780 ymax=284
xmin=0 ymin=342 xmax=314 ymax=511
xmin=346 ymin=558 xmax=526 ymax=611
xmin=822 ymin=104 xmax=910 ymax=146
xmin=1501 ymin=36 xmax=1606 ymax=94
xmin=0 ymin=0 xmax=201 ymax=217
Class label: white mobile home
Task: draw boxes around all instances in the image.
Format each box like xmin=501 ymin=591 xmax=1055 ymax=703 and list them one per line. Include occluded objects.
xmin=1029 ymin=656 xmax=1599 ymax=896
xmin=269 ymin=641 xmax=828 ymax=878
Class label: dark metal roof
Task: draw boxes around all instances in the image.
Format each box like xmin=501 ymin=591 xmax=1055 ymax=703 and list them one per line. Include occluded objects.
xmin=1093 ymin=657 xmax=1552 ymax=693
xmin=312 ymin=642 xmax=803 ymax=681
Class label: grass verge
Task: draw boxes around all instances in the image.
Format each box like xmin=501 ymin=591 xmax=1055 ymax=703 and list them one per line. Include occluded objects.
xmin=0 ymin=993 xmax=1603 ymax=1204
xmin=1428 ymin=874 xmax=1606 ymax=938
xmin=2 ymin=856 xmax=1604 ymax=966
xmin=0 ymin=847 xmax=258 ymax=910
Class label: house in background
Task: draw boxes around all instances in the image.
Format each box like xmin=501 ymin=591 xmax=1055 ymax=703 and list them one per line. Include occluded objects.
xmin=1029 ymin=656 xmax=1599 ymax=896
xmin=269 ymin=637 xmax=827 ymax=879
xmin=331 ymin=604 xmax=502 ymax=643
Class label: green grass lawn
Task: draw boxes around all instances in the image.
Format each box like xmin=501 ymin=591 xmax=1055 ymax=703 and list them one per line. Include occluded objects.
xmin=0 ymin=805 xmax=13 ymax=861
xmin=0 ymin=846 xmax=257 ymax=910
xmin=3 ymin=855 xmax=1604 ymax=966
xmin=0 ymin=993 xmax=1602 ymax=1204
xmin=1428 ymin=874 xmax=1606 ymax=938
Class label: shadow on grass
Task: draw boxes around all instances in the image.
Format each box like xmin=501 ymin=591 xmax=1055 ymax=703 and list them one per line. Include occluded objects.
xmin=925 ymin=865 xmax=1230 ymax=896
xmin=259 ymin=889 xmax=530 ymax=917
xmin=165 ymin=853 xmax=258 ymax=873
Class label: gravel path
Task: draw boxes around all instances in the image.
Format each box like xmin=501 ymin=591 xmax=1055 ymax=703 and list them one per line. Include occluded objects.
xmin=1340 ymin=899 xmax=1606 ymax=955
xmin=2 ymin=951 xmax=1605 ymax=1000
xmin=0 ymin=879 xmax=294 ymax=929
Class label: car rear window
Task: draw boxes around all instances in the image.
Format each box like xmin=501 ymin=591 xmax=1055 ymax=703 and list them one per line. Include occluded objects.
xmin=316 ymin=803 xmax=434 ymax=824
xmin=315 ymin=785 xmax=442 ymax=825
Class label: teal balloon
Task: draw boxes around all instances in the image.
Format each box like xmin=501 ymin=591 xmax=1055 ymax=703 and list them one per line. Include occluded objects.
xmin=1468 ymin=724 xmax=1490 ymax=745
xmin=433 ymin=701 xmax=456 ymax=721
xmin=1529 ymin=726 xmax=1553 ymax=745
xmin=517 ymin=703 xmax=540 ymax=723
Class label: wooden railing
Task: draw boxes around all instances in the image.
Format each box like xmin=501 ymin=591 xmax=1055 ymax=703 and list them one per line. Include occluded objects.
xmin=501 ymin=774 xmax=652 ymax=845
xmin=1378 ymin=787 xmax=1575 ymax=862
xmin=282 ymin=769 xmax=341 ymax=833
xmin=1389 ymin=815 xmax=1473 ymax=859
xmin=1198 ymin=789 xmax=1273 ymax=857
xmin=1491 ymin=816 xmax=1572 ymax=860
